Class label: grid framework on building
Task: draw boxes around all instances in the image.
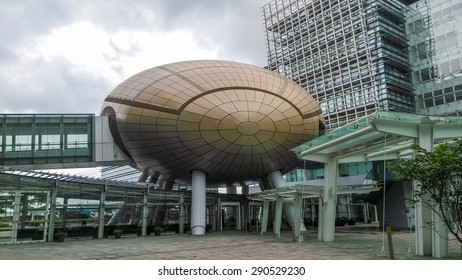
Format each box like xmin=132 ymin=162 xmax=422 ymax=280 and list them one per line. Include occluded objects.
xmin=262 ymin=0 xmax=415 ymax=130
xmin=406 ymin=0 xmax=462 ymax=116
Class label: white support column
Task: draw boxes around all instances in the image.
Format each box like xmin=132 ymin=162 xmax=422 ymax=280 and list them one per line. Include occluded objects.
xmin=42 ymin=191 xmax=50 ymax=242
xmin=373 ymin=205 xmax=379 ymax=223
xmin=292 ymin=194 xmax=302 ymax=242
xmin=322 ymin=159 xmax=337 ymax=242
xmin=141 ymin=190 xmax=148 ymax=236
xmin=261 ymin=200 xmax=270 ymax=234
xmin=235 ymin=203 xmax=241 ymax=231
xmin=98 ymin=185 xmax=106 ymax=239
xmin=217 ymin=197 xmax=222 ymax=231
xmin=191 ymin=170 xmax=206 ymax=235
xmin=311 ymin=198 xmax=316 ymax=221
xmin=432 ymin=206 xmax=448 ymax=258
xmin=11 ymin=191 xmax=21 ymax=243
xmin=274 ymin=197 xmax=283 ymax=238
xmin=347 ymin=195 xmax=352 ymax=219
xmin=317 ymin=198 xmax=323 ymax=241
xmin=242 ymin=183 xmax=250 ymax=232
xmin=267 ymin=170 xmax=297 ymax=229
xmin=415 ymin=185 xmax=433 ymax=256
xmin=415 ymin=124 xmax=441 ymax=256
xmin=211 ymin=197 xmax=217 ymax=232
xmin=47 ymin=180 xmax=58 ymax=242
xmin=363 ymin=203 xmax=368 ymax=224
xmin=179 ymin=193 xmax=185 ymax=234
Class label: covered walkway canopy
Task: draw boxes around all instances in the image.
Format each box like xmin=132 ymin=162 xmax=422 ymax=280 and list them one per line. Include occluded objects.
xmin=0 ymin=169 xmax=241 ymax=245
xmin=251 ymin=111 xmax=462 ymax=257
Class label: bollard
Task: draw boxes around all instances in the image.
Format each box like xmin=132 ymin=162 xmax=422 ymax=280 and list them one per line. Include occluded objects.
xmin=386 ymin=226 xmax=395 ymax=260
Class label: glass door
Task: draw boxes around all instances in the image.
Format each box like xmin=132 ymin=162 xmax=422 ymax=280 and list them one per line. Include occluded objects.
xmin=0 ymin=190 xmax=49 ymax=244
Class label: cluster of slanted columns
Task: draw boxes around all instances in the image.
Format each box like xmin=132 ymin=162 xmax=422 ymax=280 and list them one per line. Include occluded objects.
xmin=259 ymin=164 xmax=337 ymax=243
xmin=188 ymin=169 xmax=312 ymax=237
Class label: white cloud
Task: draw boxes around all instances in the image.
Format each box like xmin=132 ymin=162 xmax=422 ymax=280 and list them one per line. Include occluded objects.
xmin=0 ymin=0 xmax=270 ymax=178
xmin=18 ymin=21 xmax=222 ymax=87
xmin=1 ymin=0 xmax=269 ymax=114
xmin=109 ymin=27 xmax=223 ymax=79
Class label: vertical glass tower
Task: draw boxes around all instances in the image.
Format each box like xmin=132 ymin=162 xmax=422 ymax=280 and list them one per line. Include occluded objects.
xmin=262 ymin=0 xmax=415 ymax=130
xmin=406 ymin=0 xmax=462 ymax=116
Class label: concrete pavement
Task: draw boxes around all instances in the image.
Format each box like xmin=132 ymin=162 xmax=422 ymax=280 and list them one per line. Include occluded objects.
xmin=0 ymin=226 xmax=460 ymax=260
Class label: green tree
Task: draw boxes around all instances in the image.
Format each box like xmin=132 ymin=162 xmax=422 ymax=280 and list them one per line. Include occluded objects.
xmin=392 ymin=138 xmax=462 ymax=245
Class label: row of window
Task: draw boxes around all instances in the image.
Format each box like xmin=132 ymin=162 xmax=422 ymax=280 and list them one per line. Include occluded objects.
xmin=422 ymin=84 xmax=462 ymax=108
xmin=0 ymin=116 xmax=92 ymax=155
xmin=0 ymin=133 xmax=88 ymax=152
xmin=412 ymin=58 xmax=462 ymax=83
xmin=409 ymin=31 xmax=459 ymax=63
xmin=432 ymin=2 xmax=462 ymax=24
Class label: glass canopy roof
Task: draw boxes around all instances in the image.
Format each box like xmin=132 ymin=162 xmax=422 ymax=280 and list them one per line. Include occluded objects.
xmin=291 ymin=111 xmax=462 ymax=163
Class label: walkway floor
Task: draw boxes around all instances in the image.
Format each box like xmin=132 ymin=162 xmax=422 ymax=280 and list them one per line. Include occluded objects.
xmin=0 ymin=226 xmax=460 ymax=260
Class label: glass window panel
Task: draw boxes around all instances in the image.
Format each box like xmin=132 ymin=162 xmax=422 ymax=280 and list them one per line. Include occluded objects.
xmin=440 ymin=62 xmax=451 ymax=76
xmin=444 ymin=92 xmax=455 ymax=102
xmin=435 ymin=38 xmax=446 ymax=51
xmin=455 ymin=90 xmax=462 ymax=100
xmin=442 ymin=7 xmax=451 ymax=16
xmin=444 ymin=87 xmax=453 ymax=94
xmin=447 ymin=35 xmax=457 ymax=48
xmin=414 ymin=19 xmax=423 ymax=33
xmin=66 ymin=134 xmax=88 ymax=149
xmin=451 ymin=59 xmax=461 ymax=72
xmin=417 ymin=43 xmax=427 ymax=60
xmin=409 ymin=48 xmax=417 ymax=62
xmin=434 ymin=95 xmax=444 ymax=105
xmin=432 ymin=12 xmax=442 ymax=23
xmin=36 ymin=134 xmax=61 ymax=150
xmin=15 ymin=135 xmax=32 ymax=151
xmin=5 ymin=135 xmax=12 ymax=151
xmin=420 ymin=68 xmax=430 ymax=82
xmin=412 ymin=71 xmax=421 ymax=83
xmin=424 ymin=99 xmax=434 ymax=108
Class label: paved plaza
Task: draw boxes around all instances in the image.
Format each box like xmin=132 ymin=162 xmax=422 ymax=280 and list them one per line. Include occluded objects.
xmin=0 ymin=226 xmax=460 ymax=260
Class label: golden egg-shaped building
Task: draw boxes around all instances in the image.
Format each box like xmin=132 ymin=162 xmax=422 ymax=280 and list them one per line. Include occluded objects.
xmin=101 ymin=60 xmax=324 ymax=185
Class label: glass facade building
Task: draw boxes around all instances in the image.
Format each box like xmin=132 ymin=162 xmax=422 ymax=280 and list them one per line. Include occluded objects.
xmin=263 ymin=0 xmax=462 ymax=185
xmin=406 ymin=0 xmax=462 ymax=116
xmin=262 ymin=0 xmax=462 ymax=129
xmin=263 ymin=0 xmax=415 ymax=130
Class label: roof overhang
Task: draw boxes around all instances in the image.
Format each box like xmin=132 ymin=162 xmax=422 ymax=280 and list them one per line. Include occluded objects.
xmin=248 ymin=183 xmax=380 ymax=201
xmin=291 ymin=111 xmax=462 ymax=163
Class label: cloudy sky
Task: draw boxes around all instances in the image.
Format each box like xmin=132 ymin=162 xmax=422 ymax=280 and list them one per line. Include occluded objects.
xmin=0 ymin=0 xmax=271 ymax=115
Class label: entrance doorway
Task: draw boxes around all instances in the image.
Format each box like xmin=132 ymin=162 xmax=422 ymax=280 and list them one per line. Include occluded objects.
xmin=221 ymin=202 xmax=240 ymax=230
xmin=248 ymin=201 xmax=263 ymax=231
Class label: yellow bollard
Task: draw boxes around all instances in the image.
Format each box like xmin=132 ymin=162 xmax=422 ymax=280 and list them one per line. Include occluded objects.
xmin=386 ymin=226 xmax=395 ymax=260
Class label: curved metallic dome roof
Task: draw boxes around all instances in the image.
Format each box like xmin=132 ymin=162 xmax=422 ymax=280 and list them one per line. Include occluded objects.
xmin=101 ymin=60 xmax=324 ymax=185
